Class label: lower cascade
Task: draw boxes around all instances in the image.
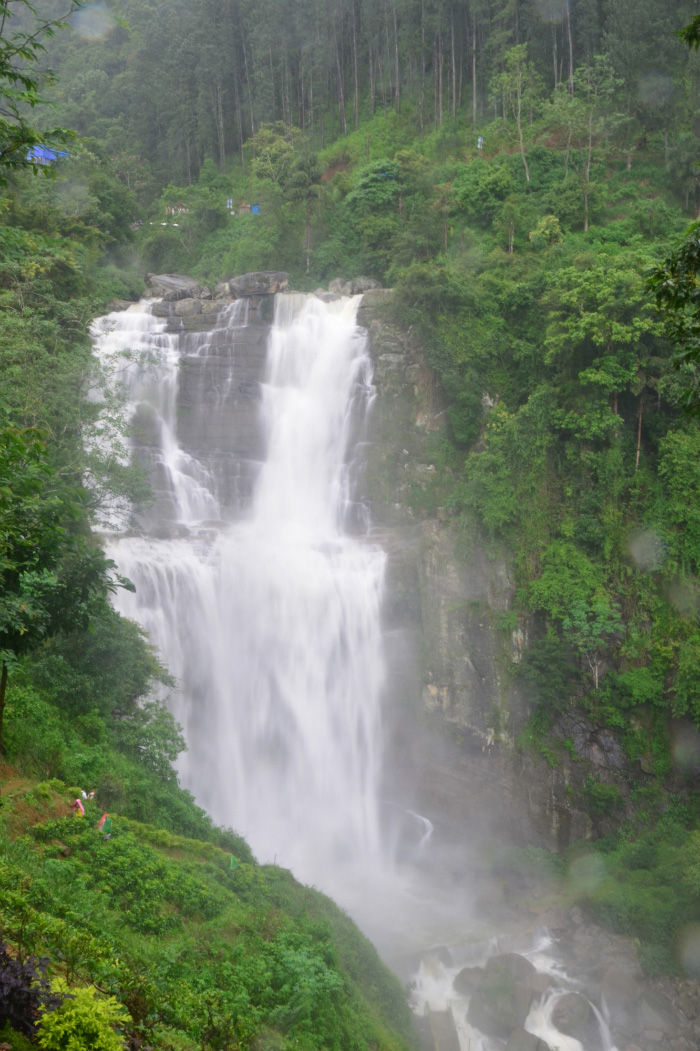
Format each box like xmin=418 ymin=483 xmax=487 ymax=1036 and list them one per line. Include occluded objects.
xmin=94 ymin=289 xmax=622 ymax=1051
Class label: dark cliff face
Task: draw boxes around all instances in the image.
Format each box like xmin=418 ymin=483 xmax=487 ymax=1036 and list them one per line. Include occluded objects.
xmin=358 ymin=289 xmax=601 ymax=852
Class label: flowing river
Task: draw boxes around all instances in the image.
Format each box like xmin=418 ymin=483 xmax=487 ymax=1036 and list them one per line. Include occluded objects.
xmin=92 ymin=290 xmax=619 ymax=1051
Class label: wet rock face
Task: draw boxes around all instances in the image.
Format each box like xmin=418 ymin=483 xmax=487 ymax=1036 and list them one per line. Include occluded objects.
xmin=134 ymin=289 xmax=273 ymax=524
xmin=359 ymin=288 xmax=597 ymax=850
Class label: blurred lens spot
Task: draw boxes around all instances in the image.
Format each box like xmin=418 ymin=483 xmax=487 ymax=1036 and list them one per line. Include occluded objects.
xmin=638 ymin=72 xmax=673 ymax=108
xmin=72 ymin=4 xmax=113 ymax=41
xmin=665 ymin=578 xmax=699 ymax=618
xmin=534 ymin=0 xmax=568 ymax=23
xmin=628 ymin=530 xmax=665 ymax=571
xmin=678 ymin=925 xmax=700 ymax=975
xmin=671 ymin=722 xmax=700 ymax=776
xmin=568 ymin=854 xmax=605 ymax=894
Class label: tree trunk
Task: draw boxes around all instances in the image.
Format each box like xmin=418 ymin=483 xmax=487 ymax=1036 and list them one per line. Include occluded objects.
xmin=331 ymin=8 xmax=347 ymax=135
xmin=451 ymin=11 xmax=456 ymax=119
xmin=565 ymin=4 xmax=574 ymax=95
xmin=392 ymin=0 xmax=400 ymax=113
xmin=242 ymin=28 xmax=256 ymax=138
xmin=352 ymin=2 xmax=360 ymax=130
xmin=438 ymin=32 xmax=443 ymax=127
xmin=635 ymin=392 xmax=644 ymax=472
xmin=515 ymin=74 xmax=530 ymax=181
xmin=472 ymin=20 xmax=477 ymax=128
xmin=0 ymin=662 xmax=7 ymax=757
xmin=305 ymin=201 xmax=312 ymax=273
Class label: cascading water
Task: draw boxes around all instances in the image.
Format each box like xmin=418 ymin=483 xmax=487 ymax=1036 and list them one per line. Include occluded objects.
xmin=97 ymin=293 xmax=389 ymax=898
xmin=92 ymin=290 xmax=623 ymax=1050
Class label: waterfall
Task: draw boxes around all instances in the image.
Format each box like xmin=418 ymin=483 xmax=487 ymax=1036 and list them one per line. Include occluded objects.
xmin=96 ymin=293 xmax=389 ymax=898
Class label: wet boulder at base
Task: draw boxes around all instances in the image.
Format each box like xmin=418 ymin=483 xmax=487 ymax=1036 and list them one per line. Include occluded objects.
xmin=504 ymin=1030 xmax=549 ymax=1051
xmin=465 ymin=955 xmax=537 ymax=1039
xmin=550 ymin=991 xmax=592 ymax=1040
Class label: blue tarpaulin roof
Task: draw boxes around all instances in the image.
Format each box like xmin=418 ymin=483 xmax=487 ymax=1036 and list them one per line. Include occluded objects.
xmin=27 ymin=145 xmax=69 ymax=164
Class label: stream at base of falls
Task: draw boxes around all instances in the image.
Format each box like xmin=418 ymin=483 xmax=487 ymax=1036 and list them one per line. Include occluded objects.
xmin=92 ymin=291 xmax=621 ymax=1051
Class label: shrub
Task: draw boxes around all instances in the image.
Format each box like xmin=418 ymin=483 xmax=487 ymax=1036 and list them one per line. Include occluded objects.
xmin=36 ymin=985 xmax=129 ymax=1051
xmin=0 ymin=943 xmax=64 ymax=1037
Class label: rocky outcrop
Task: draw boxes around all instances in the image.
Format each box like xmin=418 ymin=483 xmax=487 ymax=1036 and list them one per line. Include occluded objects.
xmin=330 ymin=276 xmax=382 ymax=295
xmin=227 ymin=271 xmax=289 ymax=297
xmin=146 ymin=273 xmax=200 ymax=296
xmin=358 ymin=287 xmax=599 ymax=851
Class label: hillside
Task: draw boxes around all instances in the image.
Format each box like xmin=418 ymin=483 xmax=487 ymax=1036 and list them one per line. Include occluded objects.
xmin=0 ymin=769 xmax=415 ymax=1051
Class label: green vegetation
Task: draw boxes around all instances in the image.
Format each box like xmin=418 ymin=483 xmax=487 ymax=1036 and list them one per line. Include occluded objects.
xmin=0 ymin=785 xmax=414 ymax=1051
xmin=1 ymin=0 xmax=700 ymax=1002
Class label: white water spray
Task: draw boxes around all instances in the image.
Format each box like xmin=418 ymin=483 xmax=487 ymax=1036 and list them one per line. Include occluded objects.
xmin=99 ymin=294 xmax=389 ymax=898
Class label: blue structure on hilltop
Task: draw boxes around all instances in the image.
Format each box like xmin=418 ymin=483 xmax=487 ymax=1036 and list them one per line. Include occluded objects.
xmin=27 ymin=145 xmax=69 ymax=165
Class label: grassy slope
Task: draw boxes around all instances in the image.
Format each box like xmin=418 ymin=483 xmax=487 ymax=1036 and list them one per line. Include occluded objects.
xmin=0 ymin=767 xmax=416 ymax=1051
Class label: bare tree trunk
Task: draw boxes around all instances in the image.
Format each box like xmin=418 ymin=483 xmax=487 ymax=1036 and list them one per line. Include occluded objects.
xmin=515 ymin=71 xmax=530 ymax=181
xmin=214 ymin=76 xmax=226 ymax=171
xmin=233 ymin=68 xmax=245 ymax=165
xmin=352 ymin=2 xmax=360 ymax=130
xmin=185 ymin=134 xmax=192 ymax=184
xmin=242 ymin=28 xmax=255 ymax=138
xmin=269 ymin=45 xmax=276 ymax=120
xmin=438 ymin=32 xmax=443 ymax=127
xmin=565 ymin=4 xmax=574 ymax=95
xmin=305 ymin=201 xmax=312 ymax=272
xmin=433 ymin=35 xmax=438 ymax=130
xmin=331 ymin=7 xmax=348 ymax=135
xmin=635 ymin=393 xmax=644 ymax=472
xmin=0 ymin=662 xmax=7 ymax=757
xmin=472 ymin=19 xmax=477 ymax=129
xmin=369 ymin=48 xmax=375 ymax=115
xmin=392 ymin=0 xmax=400 ymax=113
xmin=451 ymin=10 xmax=456 ymax=119
xmin=552 ymin=26 xmax=558 ymax=88
xmin=377 ymin=45 xmax=386 ymax=113
xmin=384 ymin=2 xmax=393 ymax=100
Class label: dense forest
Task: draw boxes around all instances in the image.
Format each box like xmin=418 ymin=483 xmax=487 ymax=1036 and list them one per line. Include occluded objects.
xmin=3 ymin=0 xmax=700 ymax=1042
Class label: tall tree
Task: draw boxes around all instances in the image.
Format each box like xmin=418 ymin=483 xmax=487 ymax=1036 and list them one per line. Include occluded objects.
xmin=0 ymin=0 xmax=83 ymax=182
xmin=0 ymin=425 xmax=128 ymax=753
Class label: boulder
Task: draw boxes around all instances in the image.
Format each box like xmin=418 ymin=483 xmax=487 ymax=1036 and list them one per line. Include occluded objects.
xmin=229 ymin=271 xmax=289 ymax=297
xmin=504 ymin=1029 xmax=548 ymax=1051
xmin=485 ymin=954 xmax=537 ymax=983
xmin=163 ymin=284 xmax=212 ymax=301
xmin=527 ymin=972 xmax=552 ymax=996
xmin=602 ymin=963 xmax=643 ymax=1015
xmin=329 ymin=277 xmax=353 ymax=295
xmin=467 ymin=979 xmax=534 ymax=1040
xmin=550 ymin=992 xmax=591 ymax=1038
xmin=174 ymin=298 xmax=202 ymax=316
xmin=351 ymin=276 xmax=382 ymax=293
xmin=466 ymin=959 xmax=536 ymax=1040
xmin=315 ymin=292 xmax=341 ymax=303
xmin=453 ymin=966 xmax=484 ymax=996
xmin=214 ymin=281 xmax=230 ymax=298
xmin=146 ymin=273 xmax=198 ymax=296
xmin=107 ymin=299 xmax=133 ymax=312
xmin=634 ymin=990 xmax=685 ymax=1035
